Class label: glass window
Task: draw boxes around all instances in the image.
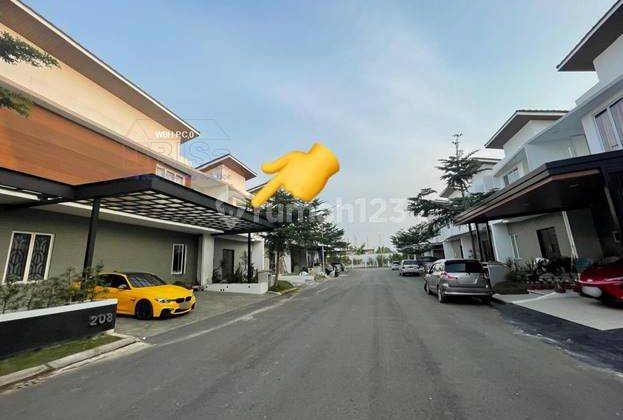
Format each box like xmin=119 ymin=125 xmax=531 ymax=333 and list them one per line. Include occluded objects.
xmin=595 ymin=110 xmax=620 ymax=151
xmin=125 ymin=273 xmax=167 ymax=287
xmin=171 ymin=244 xmax=187 ymax=274
xmin=156 ymin=165 xmax=185 ymax=185
xmin=611 ymin=99 xmax=623 ymax=142
xmin=445 ymin=260 xmax=484 ymax=273
xmin=503 ymin=168 xmax=520 ymax=186
xmin=4 ymin=232 xmax=54 ymax=282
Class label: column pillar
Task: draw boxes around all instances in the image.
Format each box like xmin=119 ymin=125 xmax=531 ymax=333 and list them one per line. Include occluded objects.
xmin=83 ymin=198 xmax=101 ymax=273
xmin=197 ymin=234 xmax=215 ymax=286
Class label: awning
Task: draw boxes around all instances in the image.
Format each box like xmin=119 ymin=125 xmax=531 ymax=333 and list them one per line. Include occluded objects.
xmin=0 ymin=168 xmax=275 ymax=234
xmin=455 ymin=150 xmax=623 ymax=225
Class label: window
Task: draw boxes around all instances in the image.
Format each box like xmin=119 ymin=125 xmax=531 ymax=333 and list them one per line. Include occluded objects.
xmin=445 ymin=261 xmax=484 ymax=273
xmin=503 ymin=168 xmax=520 ymax=186
xmin=98 ymin=274 xmax=130 ymax=289
xmin=510 ymin=234 xmax=520 ymax=259
xmin=156 ymin=165 xmax=185 ymax=185
xmin=3 ymin=232 xmax=54 ymax=282
xmin=595 ymin=98 xmax=623 ymax=152
xmin=171 ymin=244 xmax=187 ymax=274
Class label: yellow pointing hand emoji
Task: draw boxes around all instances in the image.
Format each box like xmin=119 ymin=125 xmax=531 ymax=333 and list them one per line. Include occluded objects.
xmin=251 ymin=143 xmax=340 ymax=208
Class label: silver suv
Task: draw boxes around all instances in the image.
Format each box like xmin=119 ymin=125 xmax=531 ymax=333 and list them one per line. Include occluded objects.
xmin=424 ymin=259 xmax=492 ymax=304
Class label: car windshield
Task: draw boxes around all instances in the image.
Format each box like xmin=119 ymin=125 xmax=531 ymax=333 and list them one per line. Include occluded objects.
xmin=125 ymin=273 xmax=167 ymax=288
xmin=445 ymin=261 xmax=484 ymax=273
xmin=403 ymin=260 xmax=417 ymax=265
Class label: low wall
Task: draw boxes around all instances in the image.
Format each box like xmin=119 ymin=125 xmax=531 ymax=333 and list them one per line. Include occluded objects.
xmin=204 ymin=283 xmax=268 ymax=295
xmin=279 ymin=274 xmax=314 ymax=285
xmin=0 ymin=299 xmax=118 ymax=358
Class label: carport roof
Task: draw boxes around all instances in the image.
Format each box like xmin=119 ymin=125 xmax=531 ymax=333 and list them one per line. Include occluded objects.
xmin=0 ymin=168 xmax=275 ymax=234
xmin=454 ymin=151 xmax=623 ymax=224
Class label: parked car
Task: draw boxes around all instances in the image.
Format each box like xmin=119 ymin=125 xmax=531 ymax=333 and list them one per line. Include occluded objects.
xmin=330 ymin=262 xmax=345 ymax=272
xmin=578 ymin=258 xmax=623 ymax=303
xmin=391 ymin=261 xmax=401 ymax=270
xmin=415 ymin=256 xmax=437 ymax=269
xmin=96 ymin=272 xmax=197 ymax=320
xmin=424 ymin=259 xmax=492 ymax=304
xmin=399 ymin=260 xmax=422 ymax=276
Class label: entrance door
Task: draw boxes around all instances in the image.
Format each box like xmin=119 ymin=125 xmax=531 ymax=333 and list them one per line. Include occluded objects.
xmin=222 ymin=249 xmax=234 ymax=280
xmin=537 ymin=227 xmax=561 ymax=259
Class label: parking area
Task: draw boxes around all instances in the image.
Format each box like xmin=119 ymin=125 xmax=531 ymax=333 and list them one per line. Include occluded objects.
xmin=494 ymin=291 xmax=623 ymax=331
xmin=114 ymin=291 xmax=274 ymax=338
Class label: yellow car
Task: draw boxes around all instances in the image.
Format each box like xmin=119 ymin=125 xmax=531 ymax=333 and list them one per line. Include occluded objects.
xmin=96 ymin=272 xmax=196 ymax=320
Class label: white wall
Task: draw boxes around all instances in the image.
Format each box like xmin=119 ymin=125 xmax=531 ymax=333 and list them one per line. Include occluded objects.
xmin=502 ymin=120 xmax=557 ymax=157
xmin=490 ymin=221 xmax=515 ymax=262
xmin=594 ymin=35 xmax=623 ymax=86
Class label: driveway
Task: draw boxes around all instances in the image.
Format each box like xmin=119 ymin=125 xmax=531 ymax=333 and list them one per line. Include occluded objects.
xmin=2 ymin=269 xmax=622 ymax=419
xmin=114 ymin=291 xmax=273 ymax=338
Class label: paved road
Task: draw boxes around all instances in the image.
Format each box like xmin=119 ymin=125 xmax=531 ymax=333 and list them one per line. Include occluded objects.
xmin=2 ymin=269 xmax=622 ymax=419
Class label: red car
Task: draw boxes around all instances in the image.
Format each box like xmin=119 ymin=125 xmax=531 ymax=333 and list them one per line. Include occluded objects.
xmin=578 ymin=258 xmax=623 ymax=303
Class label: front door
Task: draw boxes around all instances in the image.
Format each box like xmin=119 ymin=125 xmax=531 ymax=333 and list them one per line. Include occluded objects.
xmin=222 ymin=249 xmax=234 ymax=280
xmin=537 ymin=227 xmax=561 ymax=259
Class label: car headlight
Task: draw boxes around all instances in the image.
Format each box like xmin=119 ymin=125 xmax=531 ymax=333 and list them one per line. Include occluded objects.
xmin=156 ymin=298 xmax=174 ymax=303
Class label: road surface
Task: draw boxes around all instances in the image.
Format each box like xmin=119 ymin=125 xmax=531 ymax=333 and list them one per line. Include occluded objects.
xmin=2 ymin=268 xmax=622 ymax=419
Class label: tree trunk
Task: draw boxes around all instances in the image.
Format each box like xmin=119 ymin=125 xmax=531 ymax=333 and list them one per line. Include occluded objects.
xmin=274 ymin=250 xmax=281 ymax=287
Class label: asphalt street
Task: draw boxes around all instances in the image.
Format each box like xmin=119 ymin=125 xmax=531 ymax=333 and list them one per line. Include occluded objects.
xmin=1 ymin=268 xmax=622 ymax=419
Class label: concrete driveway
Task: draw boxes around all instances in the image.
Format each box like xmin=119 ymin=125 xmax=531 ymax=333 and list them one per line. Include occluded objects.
xmin=114 ymin=291 xmax=273 ymax=338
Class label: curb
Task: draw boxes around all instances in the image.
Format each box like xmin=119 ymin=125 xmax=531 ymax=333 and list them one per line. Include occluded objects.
xmin=267 ymin=287 xmax=298 ymax=296
xmin=47 ymin=337 xmax=137 ymax=369
xmin=0 ymin=364 xmax=52 ymax=388
xmin=0 ymin=336 xmax=138 ymax=388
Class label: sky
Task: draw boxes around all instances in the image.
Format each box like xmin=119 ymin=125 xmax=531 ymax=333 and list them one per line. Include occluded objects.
xmin=26 ymin=0 xmax=613 ymax=249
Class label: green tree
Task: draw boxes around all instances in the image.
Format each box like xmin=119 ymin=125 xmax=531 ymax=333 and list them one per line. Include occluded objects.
xmin=0 ymin=30 xmax=59 ymax=116
xmin=257 ymin=191 xmax=322 ymax=285
xmin=391 ymin=222 xmax=436 ymax=255
xmin=436 ymin=150 xmax=487 ymax=199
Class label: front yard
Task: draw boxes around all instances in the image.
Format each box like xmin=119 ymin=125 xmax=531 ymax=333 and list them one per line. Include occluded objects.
xmin=0 ymin=334 xmax=120 ymax=376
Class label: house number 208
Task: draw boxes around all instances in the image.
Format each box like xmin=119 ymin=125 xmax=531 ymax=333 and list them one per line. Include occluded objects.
xmin=89 ymin=313 xmax=114 ymax=326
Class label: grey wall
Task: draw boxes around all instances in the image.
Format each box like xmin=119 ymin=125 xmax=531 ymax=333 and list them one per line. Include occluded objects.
xmin=0 ymin=208 xmax=199 ymax=283
xmin=506 ymin=213 xmax=571 ymax=261
xmin=566 ymin=208 xmax=603 ymax=260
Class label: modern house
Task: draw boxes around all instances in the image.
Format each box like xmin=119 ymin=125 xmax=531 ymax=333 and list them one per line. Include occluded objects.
xmin=456 ymin=0 xmax=623 ymax=266
xmin=0 ymin=0 xmax=272 ymax=288
xmin=428 ymin=156 xmax=500 ymax=260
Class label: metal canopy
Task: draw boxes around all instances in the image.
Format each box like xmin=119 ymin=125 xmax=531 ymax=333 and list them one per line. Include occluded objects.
xmin=0 ymin=168 xmax=275 ymax=234
xmin=454 ymin=150 xmax=623 ymax=225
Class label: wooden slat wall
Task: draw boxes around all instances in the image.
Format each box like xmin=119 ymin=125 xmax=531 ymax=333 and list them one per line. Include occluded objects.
xmin=0 ymin=105 xmax=178 ymax=185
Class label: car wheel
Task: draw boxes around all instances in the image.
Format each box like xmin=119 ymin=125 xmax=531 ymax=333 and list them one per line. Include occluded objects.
xmin=481 ymin=296 xmax=492 ymax=305
xmin=437 ymin=287 xmax=447 ymax=303
xmin=135 ymin=300 xmax=153 ymax=320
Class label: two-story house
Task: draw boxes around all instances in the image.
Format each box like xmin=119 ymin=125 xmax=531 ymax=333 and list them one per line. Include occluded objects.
xmin=431 ymin=156 xmax=500 ymax=260
xmin=456 ymin=0 xmax=623 ymax=266
xmin=0 ymin=0 xmax=271 ymax=289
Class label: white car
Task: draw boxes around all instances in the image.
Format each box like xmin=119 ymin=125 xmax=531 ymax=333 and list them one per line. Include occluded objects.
xmin=399 ymin=259 xmax=422 ymax=276
xmin=391 ymin=261 xmax=401 ymax=270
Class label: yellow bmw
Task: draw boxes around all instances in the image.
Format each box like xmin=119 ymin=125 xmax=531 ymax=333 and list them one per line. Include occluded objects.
xmin=96 ymin=272 xmax=196 ymax=319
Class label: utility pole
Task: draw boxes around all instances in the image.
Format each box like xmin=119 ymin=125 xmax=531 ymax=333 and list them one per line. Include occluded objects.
xmin=452 ymin=132 xmax=466 ymax=199
xmin=452 ymin=133 xmax=463 ymax=159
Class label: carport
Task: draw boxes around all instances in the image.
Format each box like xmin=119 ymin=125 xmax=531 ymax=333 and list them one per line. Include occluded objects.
xmin=0 ymin=167 xmax=275 ymax=281
xmin=455 ymin=150 xmax=623 ymax=260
